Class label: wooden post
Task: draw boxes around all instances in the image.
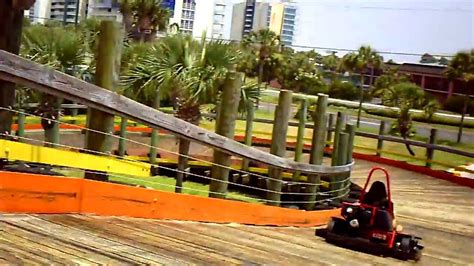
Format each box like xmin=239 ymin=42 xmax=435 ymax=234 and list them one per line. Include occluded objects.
xmin=267 ymin=90 xmax=293 ymax=206
xmin=16 ymin=109 xmax=25 ymax=139
xmin=292 ymin=98 xmax=308 ymax=181
xmin=304 ymin=94 xmax=328 ymax=210
xmin=71 ymin=102 xmax=78 ymax=117
xmin=85 ymin=21 xmax=123 ymax=181
xmin=426 ymin=128 xmax=437 ymax=168
xmin=331 ymin=112 xmax=345 ymax=165
xmin=345 ymin=123 xmax=356 ymax=163
xmin=118 ymin=117 xmax=128 ymax=157
xmin=330 ymin=132 xmax=349 ymax=199
xmin=0 ymin=1 xmax=31 ymax=138
xmin=149 ymin=92 xmax=161 ymax=164
xmin=376 ymin=120 xmax=386 ymax=156
xmin=326 ymin=113 xmax=335 ymax=147
xmin=241 ymin=101 xmax=254 ymax=171
xmin=209 ymin=70 xmax=243 ymax=198
xmin=344 ymin=123 xmax=356 ymax=195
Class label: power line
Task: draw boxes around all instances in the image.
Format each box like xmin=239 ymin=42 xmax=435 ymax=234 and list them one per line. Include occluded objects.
xmin=209 ymin=37 xmax=456 ymax=58
xmin=25 ymin=14 xmax=457 ymax=58
xmin=297 ymin=3 xmax=473 ymax=13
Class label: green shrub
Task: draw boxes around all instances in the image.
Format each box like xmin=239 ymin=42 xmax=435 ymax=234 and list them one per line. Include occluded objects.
xmin=328 ymin=80 xmax=359 ymax=100
xmin=365 ymin=107 xmax=474 ymax=128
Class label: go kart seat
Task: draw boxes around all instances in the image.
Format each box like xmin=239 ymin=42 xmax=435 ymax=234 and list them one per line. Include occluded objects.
xmin=363 ymin=181 xmax=390 ymax=209
xmin=363 ymin=181 xmax=394 ymax=231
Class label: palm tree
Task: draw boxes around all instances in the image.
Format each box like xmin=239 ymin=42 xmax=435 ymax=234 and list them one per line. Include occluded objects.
xmin=241 ymin=29 xmax=280 ymax=107
xmin=341 ymin=46 xmax=383 ymax=127
xmin=372 ymin=81 xmax=439 ymax=156
xmin=120 ymin=0 xmax=171 ymax=42
xmin=445 ymin=49 xmax=474 ymax=143
xmin=322 ymin=52 xmax=340 ymax=82
xmin=21 ymin=25 xmax=87 ymax=146
xmin=123 ymin=34 xmax=258 ymax=192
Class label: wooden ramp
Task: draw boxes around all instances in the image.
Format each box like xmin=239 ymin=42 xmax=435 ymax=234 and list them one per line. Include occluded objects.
xmin=1 ymin=160 xmax=473 ymax=265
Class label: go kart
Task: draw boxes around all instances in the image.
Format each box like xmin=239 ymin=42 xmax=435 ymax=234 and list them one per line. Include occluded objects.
xmin=316 ymin=167 xmax=423 ymax=261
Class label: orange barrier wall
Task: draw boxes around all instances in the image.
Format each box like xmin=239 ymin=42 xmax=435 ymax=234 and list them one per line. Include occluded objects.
xmin=0 ymin=171 xmax=338 ymax=227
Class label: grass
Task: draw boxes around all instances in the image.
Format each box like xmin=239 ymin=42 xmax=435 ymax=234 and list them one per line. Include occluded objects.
xmin=19 ymin=102 xmax=473 ymax=170
xmin=55 ymin=168 xmax=262 ymax=204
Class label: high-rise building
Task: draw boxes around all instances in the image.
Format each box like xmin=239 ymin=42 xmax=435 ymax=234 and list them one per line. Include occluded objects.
xmin=230 ymin=0 xmax=270 ymax=41
xmin=170 ymin=0 xmax=224 ymax=39
xmin=212 ymin=1 xmax=226 ymax=39
xmin=267 ymin=1 xmax=298 ymax=46
xmin=86 ymin=0 xmax=121 ymax=22
xmin=25 ymin=0 xmax=88 ymax=24
xmin=49 ymin=0 xmax=85 ymax=24
xmin=26 ymin=0 xmax=51 ymax=24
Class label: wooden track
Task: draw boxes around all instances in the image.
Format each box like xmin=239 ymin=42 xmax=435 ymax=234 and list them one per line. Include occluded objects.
xmin=1 ymin=160 xmax=473 ymax=265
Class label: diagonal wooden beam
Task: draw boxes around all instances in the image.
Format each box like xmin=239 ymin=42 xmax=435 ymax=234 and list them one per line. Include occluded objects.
xmin=0 ymin=50 xmax=353 ymax=174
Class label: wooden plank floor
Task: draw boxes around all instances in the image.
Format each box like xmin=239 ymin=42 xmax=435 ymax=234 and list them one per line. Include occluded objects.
xmin=1 ymin=160 xmax=473 ymax=265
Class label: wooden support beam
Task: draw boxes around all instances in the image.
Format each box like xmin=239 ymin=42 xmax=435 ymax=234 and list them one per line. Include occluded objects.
xmin=118 ymin=117 xmax=128 ymax=157
xmin=331 ymin=132 xmax=349 ymax=200
xmin=345 ymin=123 xmax=356 ymax=163
xmin=426 ymin=128 xmax=437 ymax=168
xmin=344 ymin=123 xmax=356 ymax=196
xmin=16 ymin=109 xmax=25 ymax=139
xmin=292 ymin=98 xmax=308 ymax=181
xmin=0 ymin=1 xmax=29 ymax=137
xmin=304 ymin=94 xmax=329 ymax=210
xmin=210 ymin=70 xmax=243 ymax=198
xmin=331 ymin=112 xmax=346 ymax=166
xmin=241 ymin=101 xmax=255 ymax=171
xmin=0 ymin=50 xmax=353 ymax=175
xmin=376 ymin=120 xmax=386 ymax=157
xmin=149 ymin=92 xmax=161 ymax=164
xmin=326 ymin=113 xmax=335 ymax=147
xmin=267 ymin=90 xmax=292 ymax=206
xmin=85 ymin=21 xmax=123 ymax=181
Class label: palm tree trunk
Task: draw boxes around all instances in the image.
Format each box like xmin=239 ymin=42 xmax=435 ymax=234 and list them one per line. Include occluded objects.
xmin=175 ymin=138 xmax=190 ymax=193
xmin=256 ymin=62 xmax=264 ymax=110
xmin=40 ymin=95 xmax=62 ymax=148
xmin=174 ymin=101 xmax=200 ymax=193
xmin=356 ymin=73 xmax=365 ymax=127
xmin=457 ymin=94 xmax=470 ymax=143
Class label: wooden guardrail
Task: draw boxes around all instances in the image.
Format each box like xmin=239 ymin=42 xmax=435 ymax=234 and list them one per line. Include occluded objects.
xmin=18 ymin=104 xmax=474 ymax=161
xmin=0 ymin=50 xmax=352 ymax=175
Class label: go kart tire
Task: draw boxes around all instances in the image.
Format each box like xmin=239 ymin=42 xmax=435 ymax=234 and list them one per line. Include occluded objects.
xmin=395 ymin=236 xmax=421 ymax=261
xmin=412 ymin=248 xmax=423 ymax=262
xmin=327 ymin=218 xmax=346 ymax=235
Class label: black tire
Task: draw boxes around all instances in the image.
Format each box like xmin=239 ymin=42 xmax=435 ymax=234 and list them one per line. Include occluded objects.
xmin=395 ymin=236 xmax=420 ymax=261
xmin=412 ymin=248 xmax=423 ymax=262
xmin=327 ymin=218 xmax=346 ymax=234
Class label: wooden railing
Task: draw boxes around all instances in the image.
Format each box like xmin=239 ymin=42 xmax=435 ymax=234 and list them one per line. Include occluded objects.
xmin=0 ymin=48 xmax=357 ymax=209
xmin=18 ymin=103 xmax=474 ymax=168
xmin=0 ymin=50 xmax=352 ymax=175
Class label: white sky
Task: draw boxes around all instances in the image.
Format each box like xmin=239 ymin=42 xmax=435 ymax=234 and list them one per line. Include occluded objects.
xmin=223 ymin=0 xmax=474 ymax=63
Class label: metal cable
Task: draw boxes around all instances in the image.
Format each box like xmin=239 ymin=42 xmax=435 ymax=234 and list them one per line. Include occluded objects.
xmin=3 ymin=107 xmax=352 ymax=186
xmin=0 ymin=132 xmax=351 ymax=197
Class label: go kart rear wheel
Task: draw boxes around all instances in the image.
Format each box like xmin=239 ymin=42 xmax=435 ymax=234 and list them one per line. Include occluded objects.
xmin=327 ymin=218 xmax=346 ymax=235
xmin=395 ymin=236 xmax=423 ymax=261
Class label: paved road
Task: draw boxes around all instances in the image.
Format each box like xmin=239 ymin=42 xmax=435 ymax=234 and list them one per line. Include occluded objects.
xmin=1 ymin=160 xmax=473 ymax=264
